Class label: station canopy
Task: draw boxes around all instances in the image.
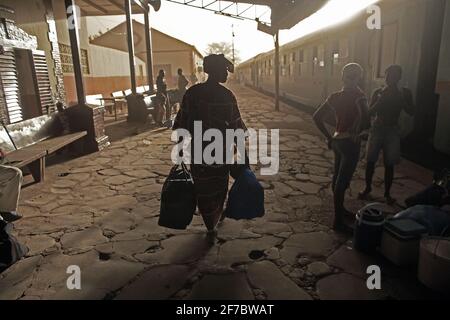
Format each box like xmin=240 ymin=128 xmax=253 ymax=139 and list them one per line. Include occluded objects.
xmin=76 ymin=0 xmax=328 ymax=31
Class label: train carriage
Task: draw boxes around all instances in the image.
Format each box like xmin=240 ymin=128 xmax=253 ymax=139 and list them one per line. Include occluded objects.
xmin=237 ymin=0 xmax=450 ymax=157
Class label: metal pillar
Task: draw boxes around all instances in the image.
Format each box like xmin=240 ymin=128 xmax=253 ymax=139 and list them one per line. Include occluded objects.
xmin=125 ymin=0 xmax=137 ymax=94
xmin=64 ymin=0 xmax=85 ymax=105
xmin=274 ymin=30 xmax=280 ymax=111
xmin=143 ymin=4 xmax=154 ymax=94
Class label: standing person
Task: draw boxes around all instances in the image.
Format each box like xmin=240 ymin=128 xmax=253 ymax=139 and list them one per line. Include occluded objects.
xmin=177 ymin=68 xmax=189 ymax=101
xmin=172 ymin=54 xmax=246 ymax=243
xmin=0 ymin=148 xmax=23 ymax=222
xmin=155 ymin=69 xmax=168 ymax=126
xmin=313 ymin=63 xmax=369 ymax=233
xmin=358 ymin=65 xmax=414 ymax=204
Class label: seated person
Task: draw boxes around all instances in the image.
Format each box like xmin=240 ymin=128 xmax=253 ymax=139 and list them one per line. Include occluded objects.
xmin=0 ymin=148 xmax=23 ymax=222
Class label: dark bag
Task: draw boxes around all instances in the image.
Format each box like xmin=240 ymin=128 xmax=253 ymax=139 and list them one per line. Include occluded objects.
xmin=405 ymin=169 xmax=450 ymax=208
xmin=0 ymin=220 xmax=28 ymax=271
xmin=159 ymin=163 xmax=196 ymax=230
xmin=230 ymin=154 xmax=250 ymax=180
xmin=224 ymin=168 xmax=265 ymax=220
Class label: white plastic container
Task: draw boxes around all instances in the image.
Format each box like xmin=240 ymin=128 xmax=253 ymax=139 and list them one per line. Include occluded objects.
xmin=418 ymin=237 xmax=450 ymax=293
xmin=380 ymin=219 xmax=427 ymax=266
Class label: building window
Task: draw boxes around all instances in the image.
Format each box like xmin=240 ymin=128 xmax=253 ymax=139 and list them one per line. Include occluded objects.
xmin=59 ymin=43 xmax=90 ymax=75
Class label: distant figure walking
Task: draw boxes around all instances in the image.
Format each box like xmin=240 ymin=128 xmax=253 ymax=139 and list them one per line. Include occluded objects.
xmin=155 ymin=69 xmax=168 ymax=125
xmin=358 ymin=65 xmax=414 ymax=205
xmin=173 ymin=54 xmax=246 ymax=243
xmin=313 ymin=63 xmax=369 ymax=233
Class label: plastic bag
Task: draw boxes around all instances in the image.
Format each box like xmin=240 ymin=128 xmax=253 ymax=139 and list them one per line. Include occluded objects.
xmin=224 ymin=168 xmax=265 ymax=220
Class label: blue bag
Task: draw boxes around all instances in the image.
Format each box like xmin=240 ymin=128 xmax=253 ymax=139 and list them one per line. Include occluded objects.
xmin=224 ymin=168 xmax=265 ymax=220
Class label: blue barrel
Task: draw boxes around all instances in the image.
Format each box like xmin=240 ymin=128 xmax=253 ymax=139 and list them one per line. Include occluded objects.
xmin=353 ymin=203 xmax=385 ymax=253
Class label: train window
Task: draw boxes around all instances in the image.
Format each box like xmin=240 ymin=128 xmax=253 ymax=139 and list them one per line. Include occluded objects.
xmin=378 ymin=23 xmax=398 ymax=77
xmin=339 ymin=39 xmax=350 ymax=59
xmin=318 ymin=45 xmax=325 ymax=67
xmin=333 ymin=53 xmax=339 ymax=65
xmin=299 ymin=50 xmax=304 ymax=63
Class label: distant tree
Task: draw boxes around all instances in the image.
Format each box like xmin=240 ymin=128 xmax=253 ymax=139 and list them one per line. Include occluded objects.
xmin=206 ymin=42 xmax=241 ymax=65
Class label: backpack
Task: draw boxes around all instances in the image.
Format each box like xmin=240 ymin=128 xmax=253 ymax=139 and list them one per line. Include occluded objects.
xmin=224 ymin=168 xmax=265 ymax=220
xmin=0 ymin=220 xmax=28 ymax=272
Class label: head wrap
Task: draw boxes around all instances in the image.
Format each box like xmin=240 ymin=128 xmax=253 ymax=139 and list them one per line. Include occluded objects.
xmin=203 ymin=54 xmax=234 ymax=75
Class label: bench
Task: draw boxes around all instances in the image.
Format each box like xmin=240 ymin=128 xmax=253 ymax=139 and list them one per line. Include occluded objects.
xmin=0 ymin=114 xmax=87 ymax=183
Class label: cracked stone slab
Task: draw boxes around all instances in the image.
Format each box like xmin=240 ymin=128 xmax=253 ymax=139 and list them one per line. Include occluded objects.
xmin=103 ymin=175 xmax=137 ymax=186
xmin=217 ymin=236 xmax=283 ymax=266
xmin=22 ymin=235 xmax=57 ymax=256
xmin=326 ymin=245 xmax=401 ymax=278
xmin=89 ymin=195 xmax=137 ymax=210
xmin=95 ymin=209 xmax=136 ymax=234
xmin=29 ymin=250 xmax=145 ymax=299
xmin=135 ymin=233 xmax=211 ymax=265
xmin=0 ymin=255 xmax=43 ymax=300
xmin=306 ymin=261 xmax=332 ymax=277
xmin=123 ymin=169 xmax=158 ymax=179
xmin=96 ymin=239 xmax=159 ymax=258
xmin=116 ymin=265 xmax=192 ymax=300
xmin=187 ymin=273 xmax=254 ymax=300
xmin=281 ymin=232 xmax=336 ymax=264
xmin=247 ymin=261 xmax=312 ymax=300
xmin=60 ymin=227 xmax=108 ymax=250
xmin=316 ymin=273 xmax=387 ymax=300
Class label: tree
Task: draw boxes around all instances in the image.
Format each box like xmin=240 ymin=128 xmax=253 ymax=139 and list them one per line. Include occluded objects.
xmin=206 ymin=42 xmax=241 ymax=65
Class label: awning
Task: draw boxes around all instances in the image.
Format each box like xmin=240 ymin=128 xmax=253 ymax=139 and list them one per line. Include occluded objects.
xmin=77 ymin=0 xmax=328 ymax=30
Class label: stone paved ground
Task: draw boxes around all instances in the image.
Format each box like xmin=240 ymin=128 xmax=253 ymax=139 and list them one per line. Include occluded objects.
xmin=0 ymin=85 xmax=438 ymax=300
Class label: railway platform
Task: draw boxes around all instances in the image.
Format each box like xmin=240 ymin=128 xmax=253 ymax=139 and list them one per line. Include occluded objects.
xmin=0 ymin=85 xmax=442 ymax=300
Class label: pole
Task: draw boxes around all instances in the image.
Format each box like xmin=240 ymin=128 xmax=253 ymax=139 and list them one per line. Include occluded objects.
xmin=274 ymin=30 xmax=280 ymax=111
xmin=143 ymin=3 xmax=154 ymax=94
xmin=64 ymin=0 xmax=85 ymax=105
xmin=232 ymin=24 xmax=235 ymax=65
xmin=125 ymin=0 xmax=137 ymax=94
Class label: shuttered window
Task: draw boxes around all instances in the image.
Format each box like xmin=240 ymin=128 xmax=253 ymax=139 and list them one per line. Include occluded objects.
xmin=32 ymin=50 xmax=54 ymax=114
xmin=0 ymin=48 xmax=23 ymax=124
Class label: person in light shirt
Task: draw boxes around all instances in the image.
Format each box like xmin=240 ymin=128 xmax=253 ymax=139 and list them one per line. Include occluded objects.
xmin=313 ymin=63 xmax=369 ymax=233
xmin=0 ymin=147 xmax=23 ymax=222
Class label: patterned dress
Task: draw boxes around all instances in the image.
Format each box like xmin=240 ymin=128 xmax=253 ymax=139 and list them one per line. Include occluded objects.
xmin=172 ymin=82 xmax=246 ymax=217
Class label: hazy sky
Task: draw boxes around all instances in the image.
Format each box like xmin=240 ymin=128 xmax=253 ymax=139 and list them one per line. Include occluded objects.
xmin=87 ymin=0 xmax=379 ymax=62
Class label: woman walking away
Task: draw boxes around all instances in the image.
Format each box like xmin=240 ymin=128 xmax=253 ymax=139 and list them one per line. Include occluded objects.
xmin=172 ymin=54 xmax=246 ymax=243
xmin=313 ymin=63 xmax=369 ymax=234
